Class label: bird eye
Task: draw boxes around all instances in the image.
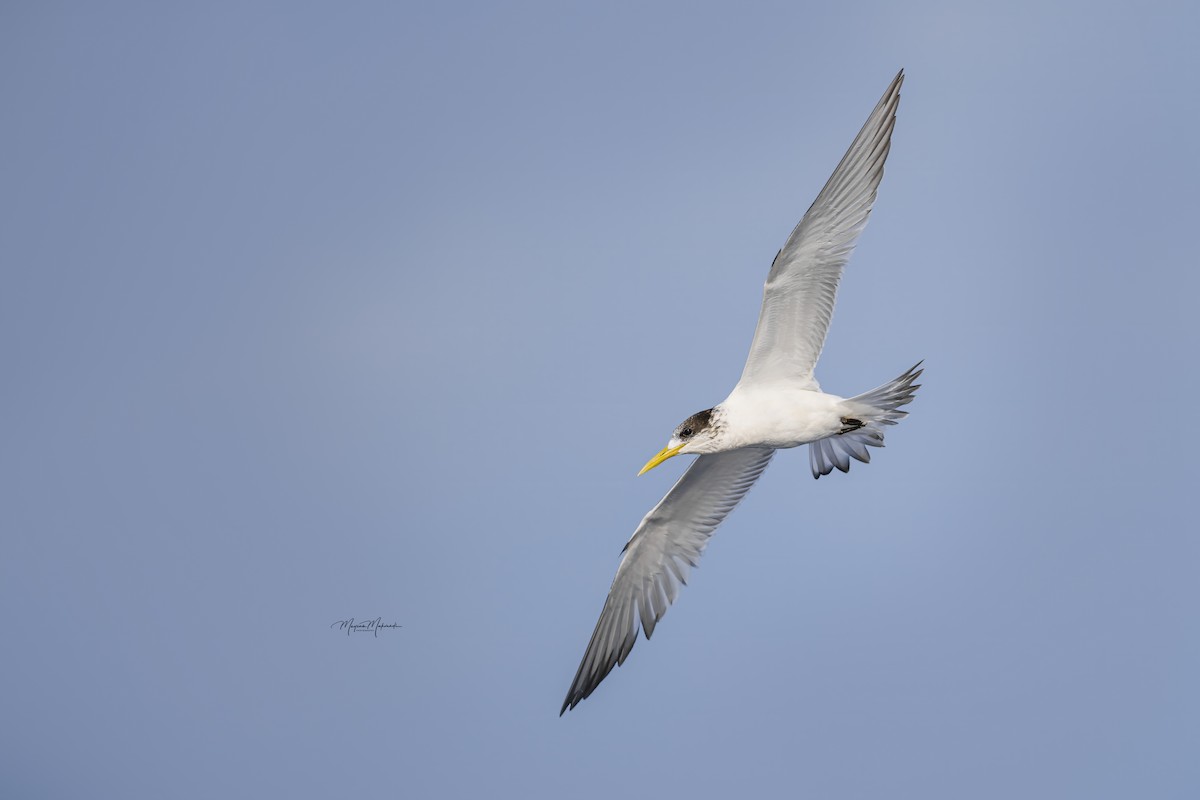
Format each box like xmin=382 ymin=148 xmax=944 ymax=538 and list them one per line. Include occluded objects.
xmin=681 ymin=427 xmax=693 ymax=438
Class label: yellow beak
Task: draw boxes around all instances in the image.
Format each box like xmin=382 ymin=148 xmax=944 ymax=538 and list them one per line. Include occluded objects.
xmin=638 ymin=442 xmax=686 ymax=476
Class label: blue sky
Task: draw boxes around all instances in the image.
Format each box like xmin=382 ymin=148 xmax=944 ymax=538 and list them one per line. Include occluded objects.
xmin=3 ymin=2 xmax=1198 ymax=797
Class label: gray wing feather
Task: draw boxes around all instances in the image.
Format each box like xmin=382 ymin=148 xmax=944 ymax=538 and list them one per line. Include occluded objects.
xmin=739 ymin=70 xmax=903 ymax=387
xmin=560 ymin=447 xmax=775 ymax=714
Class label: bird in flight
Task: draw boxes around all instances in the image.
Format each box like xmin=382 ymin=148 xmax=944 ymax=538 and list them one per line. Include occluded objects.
xmin=560 ymin=70 xmax=921 ymax=715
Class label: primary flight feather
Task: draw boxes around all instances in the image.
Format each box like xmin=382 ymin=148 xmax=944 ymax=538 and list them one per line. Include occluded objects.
xmin=561 ymin=70 xmax=921 ymax=715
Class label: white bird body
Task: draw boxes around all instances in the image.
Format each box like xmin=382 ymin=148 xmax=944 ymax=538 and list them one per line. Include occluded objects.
xmin=561 ymin=70 xmax=922 ymax=714
xmin=710 ymin=382 xmax=848 ymax=452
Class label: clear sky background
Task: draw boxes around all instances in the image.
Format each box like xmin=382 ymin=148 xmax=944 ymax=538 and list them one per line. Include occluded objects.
xmin=3 ymin=2 xmax=1198 ymax=797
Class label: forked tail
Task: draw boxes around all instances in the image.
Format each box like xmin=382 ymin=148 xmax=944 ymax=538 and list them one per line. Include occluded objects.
xmin=809 ymin=361 xmax=923 ymax=478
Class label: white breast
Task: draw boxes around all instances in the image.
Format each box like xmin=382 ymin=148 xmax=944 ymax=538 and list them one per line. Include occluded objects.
xmin=718 ymin=382 xmax=847 ymax=450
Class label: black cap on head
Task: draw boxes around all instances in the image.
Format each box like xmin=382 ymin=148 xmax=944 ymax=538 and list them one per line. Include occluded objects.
xmin=675 ymin=408 xmax=714 ymax=440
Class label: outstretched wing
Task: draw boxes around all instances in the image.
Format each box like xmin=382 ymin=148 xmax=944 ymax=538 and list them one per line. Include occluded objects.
xmin=560 ymin=447 xmax=775 ymax=714
xmin=739 ymin=70 xmax=903 ymax=388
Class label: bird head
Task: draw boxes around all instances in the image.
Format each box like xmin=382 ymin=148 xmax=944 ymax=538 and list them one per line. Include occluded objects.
xmin=638 ymin=408 xmax=719 ymax=475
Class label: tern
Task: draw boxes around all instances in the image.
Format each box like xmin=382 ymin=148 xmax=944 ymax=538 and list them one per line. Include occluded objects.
xmin=561 ymin=70 xmax=921 ymax=714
